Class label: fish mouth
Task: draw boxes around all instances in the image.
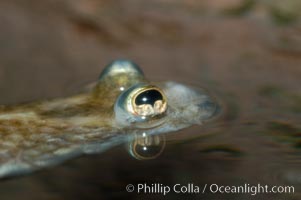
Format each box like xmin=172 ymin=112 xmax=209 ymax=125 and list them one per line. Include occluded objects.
xmin=197 ymin=98 xmax=221 ymax=122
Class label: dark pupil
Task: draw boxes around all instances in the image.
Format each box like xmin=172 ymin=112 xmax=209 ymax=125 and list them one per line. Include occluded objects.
xmin=135 ymin=90 xmax=163 ymax=106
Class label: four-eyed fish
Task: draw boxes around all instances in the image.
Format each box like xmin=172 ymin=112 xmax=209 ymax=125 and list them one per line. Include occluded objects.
xmin=0 ymin=60 xmax=218 ymax=178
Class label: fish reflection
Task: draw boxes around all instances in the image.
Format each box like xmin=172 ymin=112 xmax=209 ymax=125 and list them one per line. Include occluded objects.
xmin=127 ymin=132 xmax=166 ymax=160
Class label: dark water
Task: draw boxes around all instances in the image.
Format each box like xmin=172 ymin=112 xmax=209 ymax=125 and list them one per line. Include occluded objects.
xmin=0 ymin=0 xmax=301 ymax=199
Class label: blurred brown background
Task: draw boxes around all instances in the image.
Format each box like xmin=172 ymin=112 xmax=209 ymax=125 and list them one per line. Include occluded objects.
xmin=0 ymin=0 xmax=301 ymax=200
xmin=0 ymin=0 xmax=300 ymax=105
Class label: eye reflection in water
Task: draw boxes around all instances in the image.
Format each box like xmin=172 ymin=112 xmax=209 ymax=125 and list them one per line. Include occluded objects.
xmin=127 ymin=132 xmax=166 ymax=160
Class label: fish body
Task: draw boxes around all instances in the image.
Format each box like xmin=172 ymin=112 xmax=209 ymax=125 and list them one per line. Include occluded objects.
xmin=0 ymin=60 xmax=218 ymax=178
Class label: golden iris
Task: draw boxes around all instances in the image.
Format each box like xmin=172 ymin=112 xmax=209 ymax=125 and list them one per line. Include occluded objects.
xmin=126 ymin=86 xmax=167 ymax=118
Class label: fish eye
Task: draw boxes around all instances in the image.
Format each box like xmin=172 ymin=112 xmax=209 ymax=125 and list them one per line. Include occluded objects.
xmin=114 ymin=84 xmax=167 ymax=128
xmin=131 ymin=87 xmax=167 ymax=117
xmin=99 ymin=59 xmax=144 ymax=80
xmin=97 ymin=59 xmax=146 ymax=92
